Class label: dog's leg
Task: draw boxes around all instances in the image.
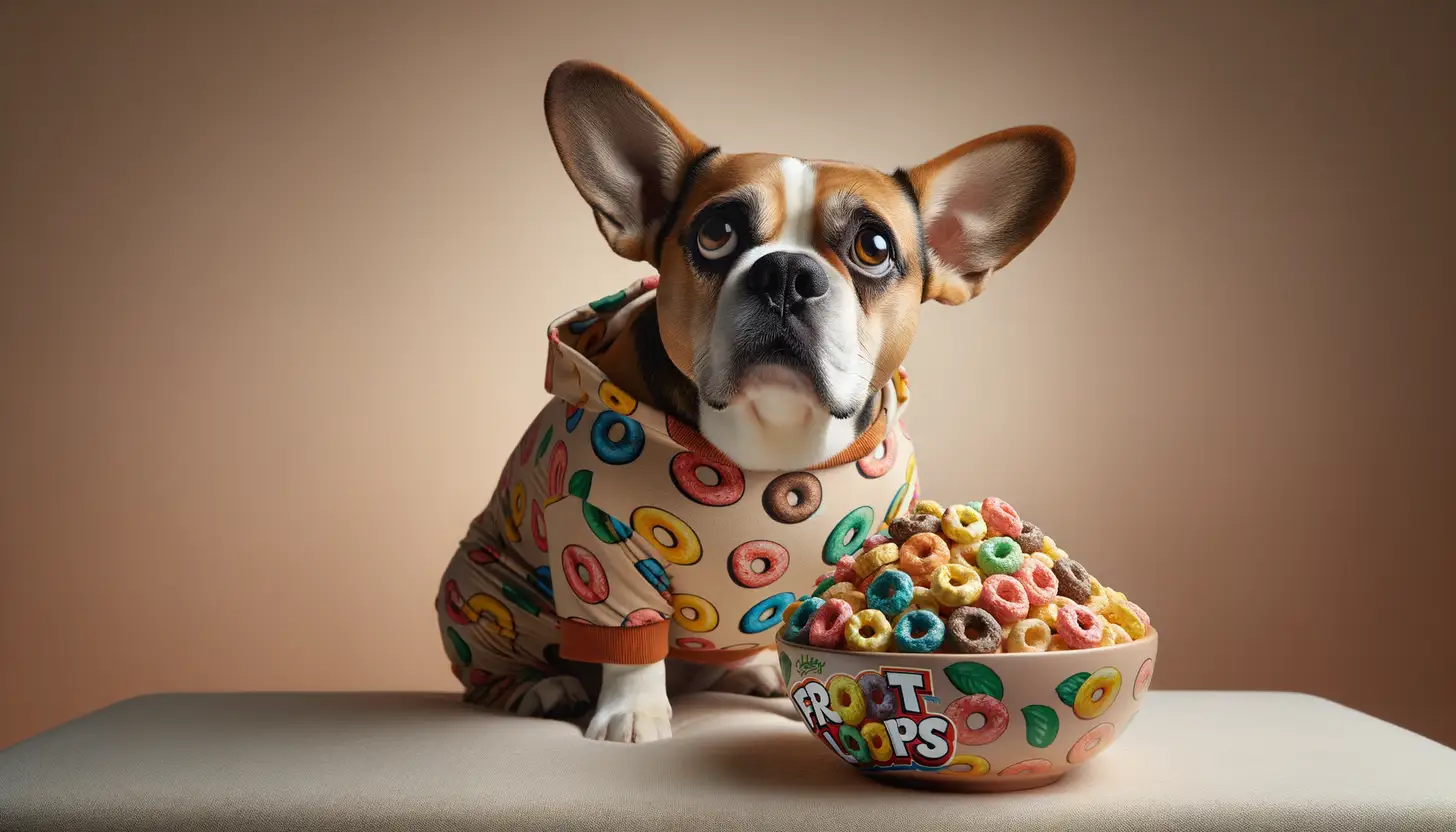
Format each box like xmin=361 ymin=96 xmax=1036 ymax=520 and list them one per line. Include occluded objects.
xmin=704 ymin=650 xmax=787 ymax=697
xmin=513 ymin=675 xmax=592 ymax=720
xmin=585 ymin=661 xmax=673 ymax=743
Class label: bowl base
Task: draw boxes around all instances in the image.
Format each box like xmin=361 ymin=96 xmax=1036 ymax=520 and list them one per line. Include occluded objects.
xmin=865 ymin=770 xmax=1064 ymax=793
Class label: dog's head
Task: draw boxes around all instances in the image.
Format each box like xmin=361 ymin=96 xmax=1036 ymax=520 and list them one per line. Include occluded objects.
xmin=544 ymin=61 xmax=1074 ymax=469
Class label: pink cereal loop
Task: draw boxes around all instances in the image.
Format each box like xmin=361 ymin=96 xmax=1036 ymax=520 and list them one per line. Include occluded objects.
xmin=834 ymin=556 xmax=858 ymax=584
xmin=807 ymin=598 xmax=854 ymax=648
xmin=1016 ymin=560 xmax=1058 ymax=606
xmin=1057 ymin=603 xmax=1104 ymax=649
xmin=642 ymin=275 xmax=660 ymax=290
xmin=976 ymin=573 xmax=1030 ymax=625
xmin=980 ymin=497 xmax=1024 ymax=538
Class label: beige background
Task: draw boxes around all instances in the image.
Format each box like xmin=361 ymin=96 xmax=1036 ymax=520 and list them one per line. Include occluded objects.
xmin=2 ymin=1 xmax=1453 ymax=751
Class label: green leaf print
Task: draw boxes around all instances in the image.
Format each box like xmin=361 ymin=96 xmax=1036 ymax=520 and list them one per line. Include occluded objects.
xmin=944 ymin=662 xmax=1004 ymax=699
xmin=1022 ymin=704 xmax=1060 ymax=748
xmin=1057 ymin=672 xmax=1091 ymax=708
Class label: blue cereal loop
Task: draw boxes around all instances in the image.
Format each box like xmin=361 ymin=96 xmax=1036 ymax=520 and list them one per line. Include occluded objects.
xmin=742 ymin=592 xmax=796 ymax=635
xmin=894 ymin=609 xmax=946 ymax=653
xmin=866 ymin=570 xmax=914 ymax=617
xmin=590 ymin=411 xmax=645 ymax=465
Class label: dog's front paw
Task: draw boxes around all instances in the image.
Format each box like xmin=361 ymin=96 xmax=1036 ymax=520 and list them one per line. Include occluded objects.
xmin=513 ymin=675 xmax=591 ymax=720
xmin=710 ymin=652 xmax=787 ymax=697
xmin=587 ymin=662 xmax=673 ymax=743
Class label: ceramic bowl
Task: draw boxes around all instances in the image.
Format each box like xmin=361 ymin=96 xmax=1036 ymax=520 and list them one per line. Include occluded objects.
xmin=775 ymin=630 xmax=1158 ymax=791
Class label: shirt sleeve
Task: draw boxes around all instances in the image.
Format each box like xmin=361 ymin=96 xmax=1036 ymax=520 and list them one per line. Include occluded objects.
xmin=545 ymin=495 xmax=674 ymax=664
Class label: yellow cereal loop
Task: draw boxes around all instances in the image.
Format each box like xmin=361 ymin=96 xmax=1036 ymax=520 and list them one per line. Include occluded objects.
xmin=1005 ymin=618 xmax=1052 ymax=653
xmin=860 ymin=722 xmax=895 ymax=762
xmin=1040 ymin=537 xmax=1067 ymax=561
xmin=913 ymin=499 xmax=945 ymax=519
xmin=823 ymin=582 xmax=866 ymax=613
xmin=1085 ymin=579 xmax=1110 ymax=614
xmin=947 ymin=541 xmax=976 ymax=568
xmin=941 ymin=505 xmax=987 ymax=544
xmin=1095 ymin=617 xmax=1117 ymax=647
xmin=1073 ymin=667 xmax=1123 ymax=720
xmin=1104 ymin=601 xmax=1148 ymax=640
xmin=1029 ymin=602 xmax=1061 ymax=630
xmin=856 ymin=543 xmax=899 ymax=578
xmin=828 ymin=675 xmax=867 ymax=726
xmin=907 ymin=586 xmax=940 ymax=614
xmin=844 ymin=609 xmax=893 ymax=652
xmin=781 ymin=600 xmax=804 ymax=624
xmin=929 ymin=563 xmax=983 ymax=608
xmin=1104 ymin=620 xmax=1132 ymax=644
xmin=1030 ymin=551 xmax=1056 ymax=569
xmin=1047 ymin=634 xmax=1071 ymax=651
xmin=1106 ymin=587 xmax=1127 ymax=605
xmin=944 ymin=754 xmax=990 ymax=776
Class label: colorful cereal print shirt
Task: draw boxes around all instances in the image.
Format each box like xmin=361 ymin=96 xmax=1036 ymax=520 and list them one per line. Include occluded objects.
xmin=459 ymin=275 xmax=920 ymax=666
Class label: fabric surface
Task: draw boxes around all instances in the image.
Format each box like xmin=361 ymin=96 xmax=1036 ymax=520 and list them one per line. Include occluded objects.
xmin=1 ymin=690 xmax=1452 ymax=832
xmin=437 ymin=274 xmax=919 ymax=683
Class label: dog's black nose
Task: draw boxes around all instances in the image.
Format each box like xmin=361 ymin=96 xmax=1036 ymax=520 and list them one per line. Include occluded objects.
xmin=744 ymin=252 xmax=829 ymax=315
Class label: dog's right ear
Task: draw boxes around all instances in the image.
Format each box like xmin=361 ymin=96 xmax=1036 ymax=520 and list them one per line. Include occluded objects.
xmin=544 ymin=61 xmax=710 ymax=263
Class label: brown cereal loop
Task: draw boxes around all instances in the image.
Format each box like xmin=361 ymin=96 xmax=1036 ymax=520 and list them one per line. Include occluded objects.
xmin=1051 ymin=559 xmax=1092 ymax=604
xmin=761 ymin=472 xmax=822 ymax=524
xmin=889 ymin=513 xmax=942 ymax=545
xmin=1016 ymin=522 xmax=1046 ymax=554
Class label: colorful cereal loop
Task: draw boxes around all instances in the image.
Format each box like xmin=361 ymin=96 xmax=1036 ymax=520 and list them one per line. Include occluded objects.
xmin=740 ymin=592 xmax=796 ymax=635
xmin=943 ymin=754 xmax=990 ymax=776
xmin=632 ymin=506 xmax=703 ymax=566
xmin=670 ymin=452 xmax=745 ymax=507
xmin=529 ymin=500 xmax=548 ymax=552
xmin=672 ymin=593 xmax=719 ymax=633
xmin=856 ymin=430 xmax=897 ymax=478
xmin=728 ymin=540 xmax=790 ymax=588
xmin=562 ymin=545 xmax=609 ymax=604
xmin=823 ymin=505 xmax=877 ymax=565
xmin=598 ymin=380 xmax=638 ymax=415
xmin=590 ymin=411 xmax=645 ymax=465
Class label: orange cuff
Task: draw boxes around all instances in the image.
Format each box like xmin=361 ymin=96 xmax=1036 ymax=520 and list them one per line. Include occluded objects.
xmin=560 ymin=619 xmax=670 ymax=664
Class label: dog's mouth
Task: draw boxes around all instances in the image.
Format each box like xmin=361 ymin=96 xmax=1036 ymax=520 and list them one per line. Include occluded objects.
xmin=702 ymin=330 xmax=862 ymax=420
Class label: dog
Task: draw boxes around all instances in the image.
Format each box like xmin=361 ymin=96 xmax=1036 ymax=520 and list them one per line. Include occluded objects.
xmin=435 ymin=60 xmax=1074 ymax=743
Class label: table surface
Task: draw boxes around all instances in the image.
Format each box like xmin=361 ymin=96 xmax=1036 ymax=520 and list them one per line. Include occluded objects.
xmin=2 ymin=690 xmax=1453 ymax=832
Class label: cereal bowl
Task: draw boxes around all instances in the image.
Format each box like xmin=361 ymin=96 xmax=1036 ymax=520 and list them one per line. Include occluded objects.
xmin=775 ymin=630 xmax=1158 ymax=791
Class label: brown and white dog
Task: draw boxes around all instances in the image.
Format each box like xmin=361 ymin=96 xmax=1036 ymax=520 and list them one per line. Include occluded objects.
xmin=441 ymin=60 xmax=1073 ymax=743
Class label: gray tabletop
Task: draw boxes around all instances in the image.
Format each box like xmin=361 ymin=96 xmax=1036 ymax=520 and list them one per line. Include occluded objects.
xmin=2 ymin=690 xmax=1453 ymax=831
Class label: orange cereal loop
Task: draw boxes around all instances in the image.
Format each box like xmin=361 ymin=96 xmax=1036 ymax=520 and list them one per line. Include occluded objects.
xmin=948 ymin=541 xmax=978 ymax=568
xmin=899 ymin=532 xmax=950 ymax=577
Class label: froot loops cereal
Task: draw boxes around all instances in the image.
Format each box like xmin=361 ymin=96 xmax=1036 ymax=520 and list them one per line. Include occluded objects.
xmin=778 ymin=495 xmax=1153 ymax=653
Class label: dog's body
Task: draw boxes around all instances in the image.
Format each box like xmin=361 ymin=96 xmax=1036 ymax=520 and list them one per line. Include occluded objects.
xmin=435 ymin=61 xmax=1074 ymax=743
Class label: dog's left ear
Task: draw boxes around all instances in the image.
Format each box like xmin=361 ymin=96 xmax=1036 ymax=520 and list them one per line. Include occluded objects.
xmin=544 ymin=60 xmax=710 ymax=263
xmin=902 ymin=126 xmax=1075 ymax=305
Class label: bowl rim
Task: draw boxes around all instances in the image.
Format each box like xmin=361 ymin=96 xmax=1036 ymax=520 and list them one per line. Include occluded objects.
xmin=775 ymin=627 xmax=1158 ymax=659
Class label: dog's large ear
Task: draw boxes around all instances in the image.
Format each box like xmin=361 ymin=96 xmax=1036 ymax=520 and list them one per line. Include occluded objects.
xmin=902 ymin=126 xmax=1075 ymax=305
xmin=544 ymin=60 xmax=710 ymax=263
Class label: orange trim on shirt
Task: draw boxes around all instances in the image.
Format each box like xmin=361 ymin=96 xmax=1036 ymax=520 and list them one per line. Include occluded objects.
xmin=559 ymin=619 xmax=670 ymax=664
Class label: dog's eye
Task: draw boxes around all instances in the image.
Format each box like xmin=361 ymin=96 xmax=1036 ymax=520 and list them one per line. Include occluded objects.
xmin=852 ymin=224 xmax=894 ymax=276
xmin=697 ymin=219 xmax=739 ymax=260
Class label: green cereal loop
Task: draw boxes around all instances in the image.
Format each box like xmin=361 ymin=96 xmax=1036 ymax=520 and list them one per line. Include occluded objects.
xmin=976 ymin=537 xmax=1025 ymax=575
xmin=838 ymin=724 xmax=873 ymax=763
xmin=811 ymin=577 xmax=836 ymax=598
xmin=822 ymin=505 xmax=877 ymax=565
xmin=968 ymin=500 xmax=983 ymax=512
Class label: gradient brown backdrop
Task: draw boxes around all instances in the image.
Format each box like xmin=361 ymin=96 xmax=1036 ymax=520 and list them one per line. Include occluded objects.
xmin=3 ymin=1 xmax=1453 ymax=750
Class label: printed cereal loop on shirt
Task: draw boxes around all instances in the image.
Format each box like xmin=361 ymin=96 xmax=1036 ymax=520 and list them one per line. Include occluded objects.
xmin=728 ymin=540 xmax=790 ymax=588
xmin=672 ymin=593 xmax=720 ymax=633
xmin=562 ymin=545 xmax=610 ymax=605
xmin=597 ymin=379 xmax=638 ymax=415
xmin=589 ymin=411 xmax=645 ymax=465
xmin=823 ymin=505 xmax=878 ymax=565
xmin=883 ymin=482 xmax=911 ymax=527
xmin=856 ymin=429 xmax=898 ymax=479
xmin=632 ymin=506 xmax=703 ymax=566
xmin=670 ymin=451 xmax=745 ymax=507
xmin=762 ymin=471 xmax=823 ymax=524
xmin=741 ymin=591 xmax=797 ymax=635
